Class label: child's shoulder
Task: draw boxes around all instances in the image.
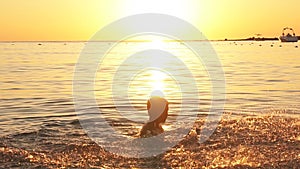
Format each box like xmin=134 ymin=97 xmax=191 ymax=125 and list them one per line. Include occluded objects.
xmin=139 ymin=122 xmax=164 ymax=138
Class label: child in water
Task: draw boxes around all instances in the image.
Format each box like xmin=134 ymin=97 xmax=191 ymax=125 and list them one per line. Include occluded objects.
xmin=139 ymin=94 xmax=169 ymax=137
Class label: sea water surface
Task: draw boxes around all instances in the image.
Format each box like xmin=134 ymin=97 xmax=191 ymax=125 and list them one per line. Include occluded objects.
xmin=1 ymin=41 xmax=299 ymax=137
xmin=0 ymin=41 xmax=299 ymax=166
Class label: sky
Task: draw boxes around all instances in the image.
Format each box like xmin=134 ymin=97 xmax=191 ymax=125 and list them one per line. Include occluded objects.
xmin=1 ymin=0 xmax=300 ymax=41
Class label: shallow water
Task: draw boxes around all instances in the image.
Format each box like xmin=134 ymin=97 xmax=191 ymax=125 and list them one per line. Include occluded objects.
xmin=0 ymin=40 xmax=300 ymax=167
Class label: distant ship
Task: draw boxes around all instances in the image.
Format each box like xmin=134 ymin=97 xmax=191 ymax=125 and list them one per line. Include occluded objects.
xmin=279 ymin=27 xmax=298 ymax=42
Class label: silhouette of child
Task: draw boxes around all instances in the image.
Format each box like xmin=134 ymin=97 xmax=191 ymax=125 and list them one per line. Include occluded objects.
xmin=139 ymin=94 xmax=168 ymax=137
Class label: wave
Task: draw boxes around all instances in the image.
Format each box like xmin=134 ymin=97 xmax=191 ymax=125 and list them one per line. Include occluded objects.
xmin=1 ymin=113 xmax=299 ymax=168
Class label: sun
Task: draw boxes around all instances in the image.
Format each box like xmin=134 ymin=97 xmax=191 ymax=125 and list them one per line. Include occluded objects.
xmin=118 ymin=0 xmax=197 ymax=21
xmin=149 ymin=39 xmax=166 ymax=49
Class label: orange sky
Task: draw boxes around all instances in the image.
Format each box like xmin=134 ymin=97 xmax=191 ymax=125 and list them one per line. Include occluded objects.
xmin=0 ymin=0 xmax=299 ymax=41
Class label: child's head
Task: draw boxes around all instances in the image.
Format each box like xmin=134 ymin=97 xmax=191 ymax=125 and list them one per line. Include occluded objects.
xmin=147 ymin=96 xmax=168 ymax=124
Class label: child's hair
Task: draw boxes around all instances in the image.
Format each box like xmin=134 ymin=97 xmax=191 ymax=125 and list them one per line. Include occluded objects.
xmin=139 ymin=96 xmax=169 ymax=137
xmin=147 ymin=97 xmax=168 ymax=124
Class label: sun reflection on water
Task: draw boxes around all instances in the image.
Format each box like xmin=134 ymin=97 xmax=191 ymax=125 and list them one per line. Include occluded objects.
xmin=128 ymin=69 xmax=181 ymax=103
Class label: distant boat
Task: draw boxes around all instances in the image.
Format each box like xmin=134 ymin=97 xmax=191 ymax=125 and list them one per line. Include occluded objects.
xmin=279 ymin=27 xmax=298 ymax=42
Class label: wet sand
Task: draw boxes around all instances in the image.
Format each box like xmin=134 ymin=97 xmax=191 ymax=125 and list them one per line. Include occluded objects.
xmin=1 ymin=113 xmax=299 ymax=168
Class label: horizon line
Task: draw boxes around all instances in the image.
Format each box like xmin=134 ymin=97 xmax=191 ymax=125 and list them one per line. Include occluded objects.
xmin=0 ymin=37 xmax=289 ymax=43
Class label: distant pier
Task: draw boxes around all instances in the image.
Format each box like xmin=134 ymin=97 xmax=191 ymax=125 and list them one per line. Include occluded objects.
xmin=224 ymin=37 xmax=279 ymax=41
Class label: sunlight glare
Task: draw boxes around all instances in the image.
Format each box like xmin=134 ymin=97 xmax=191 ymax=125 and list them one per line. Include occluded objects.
xmin=149 ymin=39 xmax=165 ymax=49
xmin=150 ymin=90 xmax=165 ymax=98
xmin=149 ymin=69 xmax=167 ymax=92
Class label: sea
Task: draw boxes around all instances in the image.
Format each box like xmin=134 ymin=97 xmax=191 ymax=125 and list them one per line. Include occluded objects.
xmin=0 ymin=40 xmax=299 ymax=167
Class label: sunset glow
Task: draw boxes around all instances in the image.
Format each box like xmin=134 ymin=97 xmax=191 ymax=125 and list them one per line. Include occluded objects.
xmin=1 ymin=0 xmax=300 ymax=41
